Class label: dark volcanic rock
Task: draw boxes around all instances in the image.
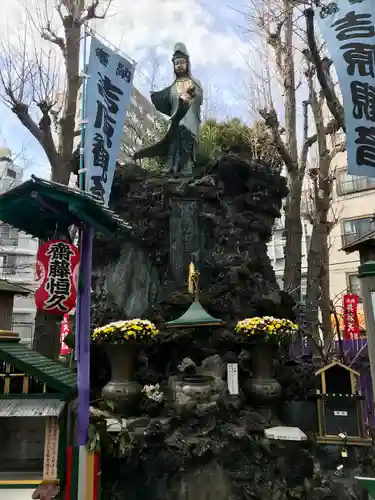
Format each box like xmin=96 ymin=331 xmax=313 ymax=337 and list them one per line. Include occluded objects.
xmin=91 ymin=151 xmax=291 ymax=328
xmin=90 ymin=152 xmax=370 ymax=500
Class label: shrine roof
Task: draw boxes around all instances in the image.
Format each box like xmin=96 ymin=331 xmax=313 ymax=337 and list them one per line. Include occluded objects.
xmin=342 ymin=230 xmax=375 ymax=254
xmin=315 ymin=360 xmax=360 ymax=377
xmin=0 ymin=342 xmax=77 ymax=398
xmin=0 ymin=175 xmax=131 ymax=239
xmin=0 ymin=280 xmax=31 ymax=296
xmin=0 ymin=399 xmax=65 ymax=417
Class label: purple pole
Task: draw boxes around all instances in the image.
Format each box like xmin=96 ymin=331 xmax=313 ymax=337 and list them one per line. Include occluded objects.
xmin=77 ymin=225 xmax=94 ymax=446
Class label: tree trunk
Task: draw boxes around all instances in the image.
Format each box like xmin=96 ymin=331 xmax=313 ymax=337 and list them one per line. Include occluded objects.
xmin=282 ymin=1 xmax=301 ymax=300
xmin=320 ymin=238 xmax=332 ymax=344
xmin=32 ymin=167 xmax=73 ymax=359
xmin=305 ymin=222 xmax=323 ymax=344
xmin=284 ymin=175 xmax=303 ymax=301
xmin=32 ymin=311 xmax=62 ymax=360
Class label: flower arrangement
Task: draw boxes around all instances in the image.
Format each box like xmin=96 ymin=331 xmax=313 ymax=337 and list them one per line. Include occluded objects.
xmin=235 ymin=316 xmax=298 ymax=342
xmin=92 ymin=319 xmax=159 ymax=344
xmin=142 ymin=384 xmax=164 ymax=403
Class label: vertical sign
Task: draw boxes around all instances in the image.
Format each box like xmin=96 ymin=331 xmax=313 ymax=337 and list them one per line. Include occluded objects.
xmin=343 ymin=293 xmax=360 ymax=339
xmin=227 ymin=363 xmax=239 ymax=395
xmin=85 ymin=37 xmax=135 ymax=205
xmin=43 ymin=417 xmax=60 ymax=480
xmin=315 ymin=0 xmax=375 ymax=178
xmin=60 ymin=313 xmax=72 ymax=355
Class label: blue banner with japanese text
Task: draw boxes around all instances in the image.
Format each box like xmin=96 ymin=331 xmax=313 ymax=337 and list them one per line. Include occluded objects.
xmin=315 ymin=0 xmax=375 ymax=177
xmin=84 ymin=37 xmax=135 ymax=204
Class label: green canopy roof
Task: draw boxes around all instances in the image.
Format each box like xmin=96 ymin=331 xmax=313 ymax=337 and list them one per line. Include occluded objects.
xmin=355 ymin=477 xmax=375 ymax=498
xmin=0 ymin=341 xmax=77 ymax=398
xmin=0 ymin=175 xmax=131 ymax=238
xmin=165 ymin=299 xmax=225 ymax=328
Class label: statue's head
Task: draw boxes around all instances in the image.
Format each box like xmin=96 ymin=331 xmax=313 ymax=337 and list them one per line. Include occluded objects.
xmin=172 ymin=42 xmax=190 ymax=77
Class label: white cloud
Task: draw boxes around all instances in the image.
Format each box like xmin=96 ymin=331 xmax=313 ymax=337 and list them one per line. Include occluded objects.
xmin=90 ymin=0 xmax=248 ymax=71
xmin=1 ymin=0 xmax=248 ymax=70
xmin=0 ymin=0 xmax=250 ymax=105
xmin=0 ymin=0 xmax=251 ymax=174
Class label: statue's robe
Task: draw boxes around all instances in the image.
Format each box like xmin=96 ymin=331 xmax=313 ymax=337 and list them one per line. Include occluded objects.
xmin=133 ymin=76 xmax=202 ymax=176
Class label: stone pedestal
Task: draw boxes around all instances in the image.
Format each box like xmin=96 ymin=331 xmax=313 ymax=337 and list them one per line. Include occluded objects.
xmin=245 ymin=342 xmax=281 ymax=417
xmin=101 ymin=344 xmax=141 ymax=416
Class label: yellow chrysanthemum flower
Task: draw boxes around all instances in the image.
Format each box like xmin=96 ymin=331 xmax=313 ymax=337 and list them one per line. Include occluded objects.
xmin=91 ymin=318 xmax=160 ymax=344
xmin=235 ymin=316 xmax=298 ymax=342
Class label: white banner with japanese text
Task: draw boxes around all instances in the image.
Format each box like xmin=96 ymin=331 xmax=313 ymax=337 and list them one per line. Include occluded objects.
xmin=315 ymin=0 xmax=375 ymax=177
xmin=84 ymin=37 xmax=135 ymax=204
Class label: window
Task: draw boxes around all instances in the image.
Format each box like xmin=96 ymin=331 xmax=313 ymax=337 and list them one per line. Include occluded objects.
xmin=17 ymin=254 xmax=34 ymax=265
xmin=0 ymin=417 xmax=45 ymax=476
xmin=0 ymin=224 xmax=18 ymax=245
xmin=336 ymin=169 xmax=375 ymax=195
xmin=2 ymin=254 xmax=17 ymax=275
xmin=12 ymin=313 xmax=34 ymax=346
xmin=0 ymin=179 xmax=14 ymax=192
xmin=274 ymin=242 xmax=284 ymax=260
xmin=347 ymin=274 xmax=362 ymax=300
xmin=6 ymin=168 xmax=16 ymax=179
xmin=342 ymin=217 xmax=375 ymax=246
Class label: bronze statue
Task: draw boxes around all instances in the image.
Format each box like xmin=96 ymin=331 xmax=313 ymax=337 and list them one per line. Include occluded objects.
xmin=133 ymin=43 xmax=203 ymax=177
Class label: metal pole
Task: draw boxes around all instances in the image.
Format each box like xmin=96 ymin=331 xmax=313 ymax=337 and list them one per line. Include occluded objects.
xmin=358 ymin=261 xmax=375 ymax=402
xmin=77 ymin=227 xmax=93 ymax=445
xmin=75 ymin=23 xmax=92 ymax=499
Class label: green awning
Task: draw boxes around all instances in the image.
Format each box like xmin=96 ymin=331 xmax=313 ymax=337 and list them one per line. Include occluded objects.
xmin=0 ymin=399 xmax=65 ymax=417
xmin=0 ymin=175 xmax=131 ymax=238
xmin=355 ymin=477 xmax=375 ymax=498
xmin=165 ymin=299 xmax=225 ymax=328
xmin=0 ymin=341 xmax=77 ymax=398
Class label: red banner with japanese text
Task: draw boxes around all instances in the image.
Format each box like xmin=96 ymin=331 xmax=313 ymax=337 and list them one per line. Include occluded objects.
xmin=60 ymin=314 xmax=72 ymax=355
xmin=343 ymin=293 xmax=360 ymax=340
xmin=35 ymin=240 xmax=80 ymax=315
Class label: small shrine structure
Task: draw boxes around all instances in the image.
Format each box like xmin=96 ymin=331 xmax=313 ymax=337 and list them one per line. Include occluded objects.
xmin=0 ymin=175 xmax=129 ymax=499
xmin=0 ymin=330 xmax=76 ymax=499
xmin=314 ymin=360 xmax=371 ymax=446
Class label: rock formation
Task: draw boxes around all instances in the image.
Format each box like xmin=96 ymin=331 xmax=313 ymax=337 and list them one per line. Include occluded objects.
xmin=91 ymin=147 xmax=292 ymax=327
xmin=90 ymin=150 xmax=371 ymax=500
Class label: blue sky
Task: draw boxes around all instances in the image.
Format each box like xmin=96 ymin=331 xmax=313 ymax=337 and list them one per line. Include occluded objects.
xmin=0 ymin=0 xmax=274 ymax=179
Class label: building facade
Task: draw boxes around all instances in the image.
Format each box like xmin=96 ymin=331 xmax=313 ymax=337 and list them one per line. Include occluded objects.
xmin=267 ymin=212 xmax=311 ymax=303
xmin=0 ymin=149 xmax=38 ymax=344
xmin=120 ymin=87 xmax=165 ymax=159
xmin=329 ymin=146 xmax=375 ymax=308
xmin=74 ymin=84 xmax=163 ymax=162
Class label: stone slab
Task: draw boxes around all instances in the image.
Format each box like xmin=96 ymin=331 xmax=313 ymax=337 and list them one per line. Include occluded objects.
xmin=265 ymin=426 xmax=307 ymax=441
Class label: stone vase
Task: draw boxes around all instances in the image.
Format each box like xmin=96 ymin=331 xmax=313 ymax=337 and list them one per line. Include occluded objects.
xmin=245 ymin=340 xmax=281 ymax=410
xmin=169 ymin=375 xmax=215 ymax=410
xmin=101 ymin=343 xmax=142 ymax=416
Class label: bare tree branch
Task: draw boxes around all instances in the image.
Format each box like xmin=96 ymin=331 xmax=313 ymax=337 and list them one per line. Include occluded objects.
xmin=79 ymin=0 xmax=113 ymax=23
xmin=328 ymin=141 xmax=347 ymax=161
xmin=41 ymin=22 xmax=65 ymax=51
xmin=258 ymin=106 xmax=297 ymax=173
xmin=304 ymin=8 xmax=345 ymax=131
